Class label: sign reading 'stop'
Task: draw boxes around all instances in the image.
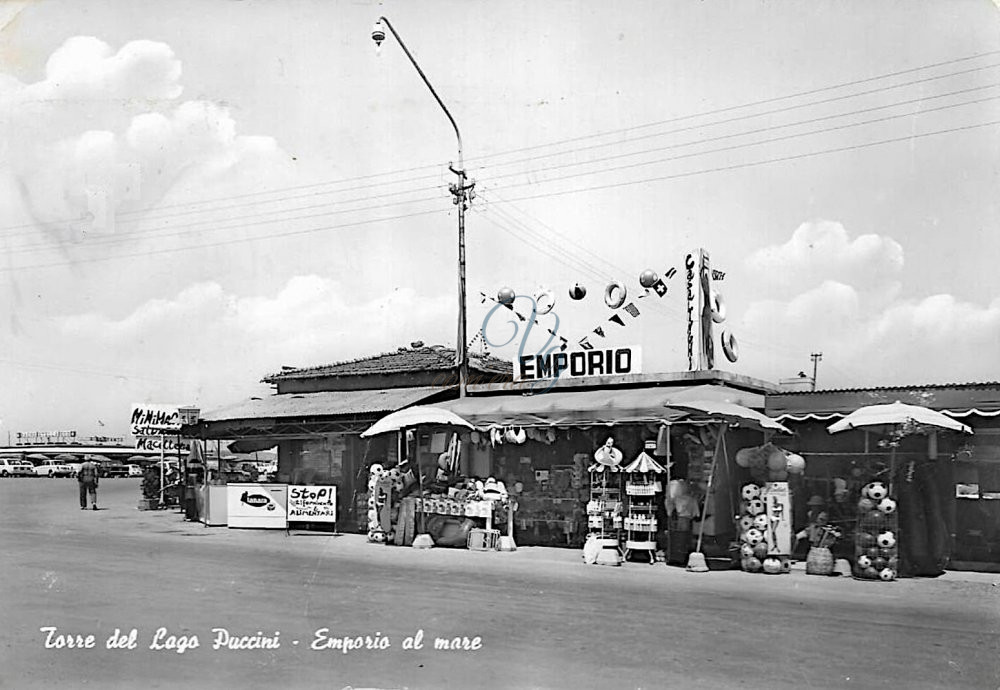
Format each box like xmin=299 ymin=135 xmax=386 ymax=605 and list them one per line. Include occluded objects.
xmin=515 ymin=347 xmax=642 ymax=382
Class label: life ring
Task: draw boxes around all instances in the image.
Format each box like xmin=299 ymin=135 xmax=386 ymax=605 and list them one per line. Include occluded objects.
xmin=604 ymin=281 xmax=627 ymax=309
xmin=721 ymin=330 xmax=739 ymax=363
xmin=710 ymin=290 xmax=726 ymax=323
xmin=533 ymin=288 xmax=555 ymax=315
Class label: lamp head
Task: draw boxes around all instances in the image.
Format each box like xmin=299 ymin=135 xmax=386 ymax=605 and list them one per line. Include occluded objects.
xmin=372 ymin=20 xmax=386 ymax=48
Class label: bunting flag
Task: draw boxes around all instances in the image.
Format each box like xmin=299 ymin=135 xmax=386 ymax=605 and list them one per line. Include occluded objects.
xmin=579 ymin=338 xmax=594 ymax=350
xmin=594 ymin=326 xmax=606 ymax=338
xmin=479 ymin=290 xmax=578 ymax=349
xmin=665 ymin=267 xmax=677 ymax=279
xmin=609 ymin=314 xmax=626 ymax=327
xmin=637 ymin=288 xmax=651 ymax=299
xmin=651 ymin=278 xmax=668 ymax=297
xmin=623 ymin=303 xmax=640 ymax=318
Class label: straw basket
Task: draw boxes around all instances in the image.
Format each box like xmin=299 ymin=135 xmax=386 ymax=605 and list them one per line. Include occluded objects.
xmin=805 ymin=546 xmax=834 ymax=575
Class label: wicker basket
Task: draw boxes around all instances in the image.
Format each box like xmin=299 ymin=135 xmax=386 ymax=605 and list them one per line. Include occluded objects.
xmin=805 ymin=546 xmax=834 ymax=575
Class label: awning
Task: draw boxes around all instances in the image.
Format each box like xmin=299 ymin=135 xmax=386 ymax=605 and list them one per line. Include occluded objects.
xmin=438 ymin=384 xmax=765 ymax=428
xmin=200 ymin=386 xmax=446 ymax=422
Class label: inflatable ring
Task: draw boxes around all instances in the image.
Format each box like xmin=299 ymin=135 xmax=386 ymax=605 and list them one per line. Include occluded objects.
xmin=710 ymin=290 xmax=727 ymax=323
xmin=533 ymin=288 xmax=555 ymax=315
xmin=721 ymin=330 xmax=739 ymax=363
xmin=604 ymin=281 xmax=627 ymax=309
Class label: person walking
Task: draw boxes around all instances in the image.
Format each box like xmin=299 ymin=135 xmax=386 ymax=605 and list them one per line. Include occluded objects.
xmin=78 ymin=458 xmax=99 ymax=510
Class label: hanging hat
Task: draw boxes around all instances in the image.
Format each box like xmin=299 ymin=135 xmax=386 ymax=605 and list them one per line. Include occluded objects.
xmin=594 ymin=438 xmax=623 ymax=467
xmin=807 ymin=495 xmax=825 ymax=507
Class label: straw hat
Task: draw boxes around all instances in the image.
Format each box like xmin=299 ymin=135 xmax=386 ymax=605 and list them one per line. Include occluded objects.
xmin=594 ymin=440 xmax=623 ymax=467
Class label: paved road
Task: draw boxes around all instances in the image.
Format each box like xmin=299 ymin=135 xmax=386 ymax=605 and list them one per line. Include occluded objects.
xmin=1 ymin=478 xmax=998 ymax=690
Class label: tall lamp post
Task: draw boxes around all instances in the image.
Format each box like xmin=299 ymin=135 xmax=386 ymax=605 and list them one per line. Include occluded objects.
xmin=372 ymin=17 xmax=475 ymax=398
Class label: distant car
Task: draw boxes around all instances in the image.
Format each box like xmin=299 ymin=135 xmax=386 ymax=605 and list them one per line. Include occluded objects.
xmin=64 ymin=462 xmax=83 ymax=477
xmin=0 ymin=457 xmax=36 ymax=477
xmin=127 ymin=464 xmax=143 ymax=477
xmin=99 ymin=463 xmax=130 ymax=478
xmin=32 ymin=459 xmax=74 ymax=478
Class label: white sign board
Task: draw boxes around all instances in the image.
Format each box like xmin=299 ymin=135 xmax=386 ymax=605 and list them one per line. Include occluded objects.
xmin=762 ymin=482 xmax=792 ymax=555
xmin=287 ymin=485 xmax=337 ymax=523
xmin=515 ymin=347 xmax=642 ymax=382
xmin=227 ymin=483 xmax=288 ymax=529
xmin=130 ymin=403 xmax=182 ymax=436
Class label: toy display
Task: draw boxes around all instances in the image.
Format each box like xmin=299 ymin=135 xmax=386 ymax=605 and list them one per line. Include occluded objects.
xmin=622 ymin=451 xmax=667 ymax=564
xmin=586 ymin=438 xmax=624 ymax=566
xmin=737 ymin=482 xmax=792 ymax=574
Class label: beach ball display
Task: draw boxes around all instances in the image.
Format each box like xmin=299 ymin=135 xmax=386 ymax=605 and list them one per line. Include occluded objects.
xmin=752 ymin=542 xmax=769 ymax=561
xmin=877 ymin=531 xmax=896 ymax=549
xmin=785 ymin=454 xmax=806 ymax=475
xmin=867 ymin=511 xmax=886 ymax=530
xmin=866 ymin=482 xmax=888 ymax=501
xmin=857 ymin=532 xmax=875 ymax=548
xmin=769 ymin=469 xmax=789 ymax=481
xmin=745 ymin=528 xmax=764 ymax=546
xmin=735 ymin=447 xmax=755 ymax=468
xmin=739 ymin=515 xmax=755 ymax=532
xmin=753 ymin=514 xmax=769 ymax=530
xmin=639 ymin=269 xmax=659 ymax=288
xmin=741 ymin=483 xmax=761 ymax=501
xmin=498 ymin=287 xmax=516 ymax=305
xmin=743 ymin=557 xmax=763 ymax=572
xmin=879 ymin=568 xmax=896 ymax=581
xmin=762 ymin=557 xmax=783 ymax=574
xmin=747 ymin=499 xmax=765 ymax=516
xmin=877 ymin=497 xmax=897 ymax=515
xmin=740 ymin=543 xmax=754 ymax=558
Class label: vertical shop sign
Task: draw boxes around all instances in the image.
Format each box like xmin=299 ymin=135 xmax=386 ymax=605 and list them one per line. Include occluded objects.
xmin=762 ymin=482 xmax=792 ymax=555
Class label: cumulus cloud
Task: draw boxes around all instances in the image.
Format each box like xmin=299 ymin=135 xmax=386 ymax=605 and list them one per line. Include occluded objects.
xmin=741 ymin=223 xmax=1000 ymax=386
xmin=0 ymin=36 xmax=292 ymax=238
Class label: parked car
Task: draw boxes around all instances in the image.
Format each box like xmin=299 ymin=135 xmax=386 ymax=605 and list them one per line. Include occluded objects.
xmin=64 ymin=462 xmax=83 ymax=477
xmin=127 ymin=464 xmax=144 ymax=477
xmin=0 ymin=457 xmax=36 ymax=477
xmin=99 ymin=462 xmax=130 ymax=478
xmin=32 ymin=459 xmax=75 ymax=478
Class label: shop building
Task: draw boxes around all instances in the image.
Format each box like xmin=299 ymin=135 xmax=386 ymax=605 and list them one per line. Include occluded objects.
xmin=184 ymin=343 xmax=512 ymax=528
xmin=767 ymin=382 xmax=1000 ymax=572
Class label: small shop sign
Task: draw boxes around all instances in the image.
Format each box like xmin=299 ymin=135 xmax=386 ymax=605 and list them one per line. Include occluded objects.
xmin=287 ymin=485 xmax=337 ymax=523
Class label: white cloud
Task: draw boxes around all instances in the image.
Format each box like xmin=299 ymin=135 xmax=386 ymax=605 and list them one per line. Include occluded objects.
xmin=741 ymin=223 xmax=1000 ymax=387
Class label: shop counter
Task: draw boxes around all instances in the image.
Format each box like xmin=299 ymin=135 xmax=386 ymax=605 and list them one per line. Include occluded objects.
xmin=227 ymin=483 xmax=288 ymax=529
xmin=197 ymin=484 xmax=229 ymax=526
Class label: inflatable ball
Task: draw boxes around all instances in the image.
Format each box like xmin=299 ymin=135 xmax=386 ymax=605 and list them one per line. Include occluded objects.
xmin=747 ymin=499 xmax=765 ymax=516
xmin=741 ymin=483 xmax=761 ymax=501
xmin=879 ymin=568 xmax=896 ymax=581
xmin=877 ymin=531 xmax=896 ymax=549
xmin=762 ymin=557 xmax=783 ymax=574
xmin=752 ymin=542 xmax=769 ymax=561
xmin=877 ymin=497 xmax=897 ymax=515
xmin=745 ymin=528 xmax=764 ymax=546
xmin=753 ymin=514 xmax=769 ymax=530
xmin=857 ymin=554 xmax=872 ymax=569
xmin=866 ymin=482 xmax=888 ymax=501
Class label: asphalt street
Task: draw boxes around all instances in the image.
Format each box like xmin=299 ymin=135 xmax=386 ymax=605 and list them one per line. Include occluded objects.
xmin=1 ymin=478 xmax=998 ymax=690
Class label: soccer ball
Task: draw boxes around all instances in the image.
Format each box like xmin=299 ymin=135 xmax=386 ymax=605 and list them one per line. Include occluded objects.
xmin=762 ymin=557 xmax=783 ymax=574
xmin=873 ymin=557 xmax=887 ymax=571
xmin=739 ymin=515 xmax=755 ymax=532
xmin=745 ymin=528 xmax=764 ymax=546
xmin=866 ymin=482 xmax=888 ymax=501
xmin=747 ymin=499 xmax=765 ymax=516
xmin=753 ymin=514 xmax=769 ymax=530
xmin=879 ymin=568 xmax=896 ymax=581
xmin=867 ymin=510 xmax=886 ymax=530
xmin=741 ymin=483 xmax=761 ymax=501
xmin=878 ymin=497 xmax=897 ymax=515
xmin=857 ymin=554 xmax=872 ymax=569
xmin=877 ymin=531 xmax=896 ymax=549
xmin=740 ymin=543 xmax=754 ymax=558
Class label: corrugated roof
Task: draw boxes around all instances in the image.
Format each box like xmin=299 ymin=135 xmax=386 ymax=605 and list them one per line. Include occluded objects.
xmin=261 ymin=344 xmax=512 ymax=383
xmin=201 ymin=386 xmax=445 ymax=422
xmin=776 ymin=381 xmax=1000 ymax=395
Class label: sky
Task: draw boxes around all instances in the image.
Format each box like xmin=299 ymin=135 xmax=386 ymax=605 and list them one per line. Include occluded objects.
xmin=0 ymin=0 xmax=998 ymax=440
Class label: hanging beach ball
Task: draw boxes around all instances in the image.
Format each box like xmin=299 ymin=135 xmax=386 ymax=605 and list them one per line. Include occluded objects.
xmin=857 ymin=554 xmax=872 ymax=569
xmin=741 ymin=483 xmax=761 ymax=501
xmin=866 ymin=510 xmax=886 ymax=530
xmin=769 ymin=469 xmax=789 ymax=481
xmin=858 ymin=497 xmax=874 ymax=512
xmin=735 ymin=448 xmax=755 ymax=468
xmin=639 ymin=269 xmax=659 ymax=288
xmin=866 ymin=482 xmax=888 ymax=501
xmin=877 ymin=531 xmax=896 ymax=549
xmin=569 ymin=283 xmax=587 ymax=300
xmin=745 ymin=528 xmax=764 ymax=546
xmin=498 ymin=287 xmax=516 ymax=306
xmin=762 ymin=557 xmax=783 ymax=574
xmin=739 ymin=515 xmax=755 ymax=532
xmin=785 ymin=454 xmax=806 ymax=475
xmin=877 ymin=497 xmax=897 ymax=515
xmin=753 ymin=514 xmax=769 ymax=530
xmin=767 ymin=448 xmax=787 ymax=471
xmin=747 ymin=499 xmax=765 ymax=516
xmin=879 ymin=568 xmax=896 ymax=582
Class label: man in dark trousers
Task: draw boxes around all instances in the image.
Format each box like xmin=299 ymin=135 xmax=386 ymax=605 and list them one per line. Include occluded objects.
xmin=78 ymin=458 xmax=99 ymax=510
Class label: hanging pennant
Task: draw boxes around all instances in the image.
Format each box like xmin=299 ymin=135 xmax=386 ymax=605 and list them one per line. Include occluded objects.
xmin=593 ymin=326 xmax=606 ymax=338
xmin=579 ymin=338 xmax=594 ymax=350
xmin=609 ymin=314 xmax=626 ymax=327
xmin=623 ymin=303 xmax=640 ymax=318
xmin=665 ymin=267 xmax=677 ymax=279
xmin=651 ymin=278 xmax=668 ymax=297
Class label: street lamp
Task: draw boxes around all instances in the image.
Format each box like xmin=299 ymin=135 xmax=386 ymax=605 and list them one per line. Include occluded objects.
xmin=372 ymin=17 xmax=475 ymax=398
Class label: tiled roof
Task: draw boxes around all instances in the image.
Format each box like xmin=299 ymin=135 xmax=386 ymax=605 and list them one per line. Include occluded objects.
xmin=774 ymin=381 xmax=1000 ymax=395
xmin=261 ymin=344 xmax=512 ymax=383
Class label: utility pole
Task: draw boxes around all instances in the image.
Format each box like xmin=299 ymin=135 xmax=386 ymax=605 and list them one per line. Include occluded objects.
xmin=810 ymin=352 xmax=823 ymax=391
